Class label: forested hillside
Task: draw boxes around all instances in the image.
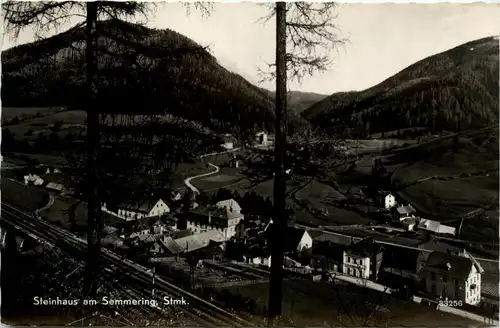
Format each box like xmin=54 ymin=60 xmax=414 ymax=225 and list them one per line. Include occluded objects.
xmin=303 ymin=36 xmax=499 ymax=137
xmin=2 ymin=19 xmax=280 ymax=137
xmin=262 ymin=89 xmax=328 ymax=113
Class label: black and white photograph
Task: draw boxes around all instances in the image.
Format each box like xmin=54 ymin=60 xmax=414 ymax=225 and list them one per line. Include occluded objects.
xmin=1 ymin=1 xmax=499 ymax=326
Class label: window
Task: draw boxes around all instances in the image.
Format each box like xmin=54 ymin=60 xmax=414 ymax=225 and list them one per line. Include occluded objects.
xmin=431 ymin=272 xmax=436 ymax=280
xmin=360 ymin=259 xmax=363 ymax=266
xmin=443 ymin=275 xmax=448 ymax=283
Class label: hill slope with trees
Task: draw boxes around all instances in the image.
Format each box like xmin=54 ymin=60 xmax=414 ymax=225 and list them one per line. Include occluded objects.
xmin=303 ymin=36 xmax=499 ymax=137
xmin=1 ymin=19 xmax=283 ymax=137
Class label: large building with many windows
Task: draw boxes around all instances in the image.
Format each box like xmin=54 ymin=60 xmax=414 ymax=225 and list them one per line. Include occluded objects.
xmin=181 ymin=199 xmax=244 ymax=240
xmin=342 ymin=238 xmax=383 ymax=280
xmin=419 ymin=250 xmax=484 ymax=306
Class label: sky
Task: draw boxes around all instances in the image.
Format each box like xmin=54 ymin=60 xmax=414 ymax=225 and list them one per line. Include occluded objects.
xmin=2 ymin=2 xmax=500 ymax=95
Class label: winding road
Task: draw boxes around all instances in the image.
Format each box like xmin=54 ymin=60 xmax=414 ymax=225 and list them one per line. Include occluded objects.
xmin=184 ymin=148 xmax=240 ymax=194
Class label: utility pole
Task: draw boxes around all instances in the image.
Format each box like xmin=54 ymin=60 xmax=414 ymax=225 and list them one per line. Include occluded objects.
xmin=268 ymin=1 xmax=287 ymax=324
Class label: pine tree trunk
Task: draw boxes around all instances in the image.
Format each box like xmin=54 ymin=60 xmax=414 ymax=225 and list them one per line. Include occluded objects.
xmin=268 ymin=1 xmax=287 ymax=322
xmin=84 ymin=1 xmax=101 ymax=298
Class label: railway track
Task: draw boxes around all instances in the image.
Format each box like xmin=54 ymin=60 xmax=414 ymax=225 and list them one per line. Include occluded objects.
xmin=1 ymin=202 xmax=257 ymax=328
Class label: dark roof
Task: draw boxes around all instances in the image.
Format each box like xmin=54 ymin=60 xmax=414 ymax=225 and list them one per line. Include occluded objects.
xmin=244 ymin=245 xmax=271 ymax=258
xmin=307 ymin=230 xmax=324 ymax=239
xmin=119 ymin=199 xmax=166 ymax=213
xmin=312 ymin=241 xmax=344 ymax=262
xmin=265 ymin=226 xmax=307 ymax=253
xmin=313 ymin=232 xmax=353 ymax=246
xmin=396 ymin=204 xmax=416 ymax=215
xmin=284 ymin=227 xmax=307 ymax=252
xmin=169 ymin=229 xmax=193 ymax=239
xmin=382 ymin=245 xmax=420 ymax=272
xmin=418 ymin=240 xmax=462 ymax=255
xmin=102 ymin=226 xmax=118 ymax=235
xmin=345 ymin=238 xmax=383 ymax=258
xmin=191 ymin=241 xmax=225 ymax=258
xmin=190 ymin=206 xmax=243 ymax=221
xmin=421 ymin=251 xmax=474 ymax=280
xmin=160 ymin=237 xmax=185 ymax=255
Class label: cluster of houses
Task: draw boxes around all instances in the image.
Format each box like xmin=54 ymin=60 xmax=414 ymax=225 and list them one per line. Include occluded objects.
xmin=227 ymin=222 xmax=484 ymax=307
xmin=23 ymin=167 xmax=69 ymax=194
xmin=22 ymin=167 xmax=484 ymax=309
xmin=221 ymin=131 xmax=270 ymax=151
xmin=100 ymin=197 xmax=247 ymax=260
xmin=96 ymin=189 xmax=486 ymax=308
xmin=383 ymin=193 xmax=457 ymax=236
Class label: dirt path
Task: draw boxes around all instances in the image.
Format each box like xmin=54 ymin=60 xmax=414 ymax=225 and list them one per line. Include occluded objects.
xmin=184 ymin=148 xmax=240 ymax=194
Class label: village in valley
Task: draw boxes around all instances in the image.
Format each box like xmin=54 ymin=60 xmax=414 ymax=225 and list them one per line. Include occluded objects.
xmin=1 ymin=2 xmax=499 ymax=326
xmin=3 ymin=126 xmax=497 ymax=324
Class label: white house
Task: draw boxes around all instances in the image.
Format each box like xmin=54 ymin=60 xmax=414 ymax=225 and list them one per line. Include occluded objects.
xmin=117 ymin=199 xmax=170 ymax=219
xmin=45 ymin=167 xmax=62 ymax=174
xmin=174 ymin=230 xmax=226 ymax=253
xmin=418 ymin=219 xmax=456 ymax=236
xmin=401 ymin=217 xmax=417 ymax=231
xmin=285 ymin=227 xmax=313 ymax=251
xmin=396 ymin=204 xmax=416 ymax=219
xmin=244 ymin=253 xmax=272 ymax=267
xmin=171 ymin=191 xmax=182 ymax=202
xmin=420 ymin=250 xmax=484 ymax=306
xmin=342 ymin=238 xmax=384 ymax=280
xmin=221 ymin=134 xmax=234 ymax=150
xmin=185 ymin=203 xmax=244 ymax=240
xmin=24 ymin=174 xmax=44 ymax=186
xmin=384 ymin=193 xmax=397 ymax=209
xmin=255 ymin=132 xmax=268 ymax=145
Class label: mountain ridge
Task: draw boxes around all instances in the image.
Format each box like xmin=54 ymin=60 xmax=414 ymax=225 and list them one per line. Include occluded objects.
xmin=303 ymin=36 xmax=499 ymax=137
xmin=1 ymin=19 xmax=281 ymax=138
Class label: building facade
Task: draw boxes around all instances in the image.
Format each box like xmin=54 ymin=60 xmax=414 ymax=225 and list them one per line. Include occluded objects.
xmin=342 ymin=238 xmax=383 ymax=280
xmin=421 ymin=251 xmax=483 ymax=306
xmin=117 ymin=199 xmax=170 ymax=219
xmin=384 ymin=193 xmax=397 ymax=209
xmin=184 ymin=200 xmax=244 ymax=240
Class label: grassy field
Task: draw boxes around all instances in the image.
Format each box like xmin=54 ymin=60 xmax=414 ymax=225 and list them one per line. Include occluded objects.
xmin=190 ymin=167 xmax=246 ymax=192
xmin=3 ymin=153 xmax=69 ymax=167
xmin=219 ymin=279 xmax=475 ymax=327
xmin=170 ymin=162 xmax=213 ymax=189
xmin=398 ymin=172 xmax=498 ymax=217
xmin=391 ymin=129 xmax=499 ymax=186
xmin=42 ymin=197 xmax=88 ymax=231
xmin=1 ymin=178 xmax=50 ymax=211
xmin=5 ymin=110 xmax=86 ymax=138
xmin=1 ymin=107 xmax=62 ymax=120
xmin=294 ymin=180 xmax=373 ymax=226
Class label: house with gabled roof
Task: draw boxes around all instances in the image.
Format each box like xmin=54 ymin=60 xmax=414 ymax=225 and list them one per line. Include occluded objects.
xmin=419 ymin=250 xmax=484 ymax=306
xmin=342 ymin=237 xmax=384 ymax=280
xmin=174 ymin=229 xmax=226 ymax=253
xmin=183 ymin=202 xmax=244 ymax=240
xmin=395 ymin=204 xmax=416 ymax=218
xmin=262 ymin=225 xmax=314 ymax=253
xmin=117 ymin=198 xmax=170 ymax=220
xmin=417 ymin=219 xmax=456 ymax=236
xmin=215 ymin=199 xmax=242 ymax=213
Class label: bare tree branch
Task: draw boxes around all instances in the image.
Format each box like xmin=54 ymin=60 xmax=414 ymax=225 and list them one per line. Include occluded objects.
xmin=259 ymin=2 xmax=349 ymax=84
